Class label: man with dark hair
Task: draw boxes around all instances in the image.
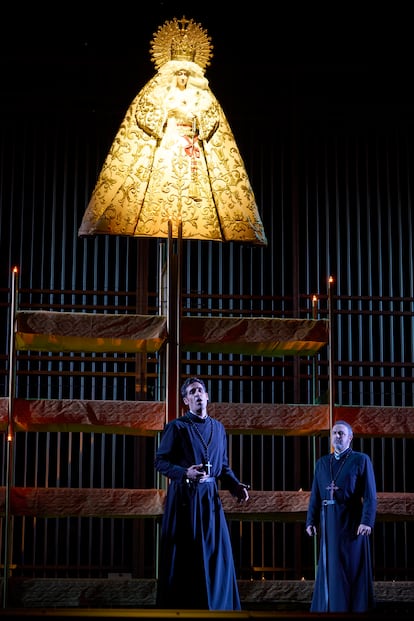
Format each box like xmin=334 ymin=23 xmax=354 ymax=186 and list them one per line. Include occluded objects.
xmin=306 ymin=420 xmax=377 ymax=612
xmin=154 ymin=377 xmax=249 ymax=610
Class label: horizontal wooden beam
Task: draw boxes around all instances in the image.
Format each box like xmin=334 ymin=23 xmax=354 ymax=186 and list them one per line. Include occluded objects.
xmin=4 ymin=578 xmax=414 ymax=609
xmin=15 ymin=311 xmax=168 ymax=353
xmin=14 ymin=311 xmax=328 ymax=357
xmin=2 ymin=398 xmax=414 ymax=437
xmin=181 ymin=316 xmax=329 ymax=356
xmin=0 ymin=488 xmax=412 ymax=521
xmin=0 ymin=398 xmax=166 ymax=436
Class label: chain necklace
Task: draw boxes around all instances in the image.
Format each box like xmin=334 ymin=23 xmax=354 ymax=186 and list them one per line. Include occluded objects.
xmin=186 ymin=414 xmax=214 ymax=475
xmin=326 ymin=448 xmax=352 ymax=501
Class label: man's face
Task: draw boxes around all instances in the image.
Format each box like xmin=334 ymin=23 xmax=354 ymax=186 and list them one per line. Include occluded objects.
xmin=183 ymin=381 xmax=208 ymax=414
xmin=331 ymin=423 xmax=352 ymax=453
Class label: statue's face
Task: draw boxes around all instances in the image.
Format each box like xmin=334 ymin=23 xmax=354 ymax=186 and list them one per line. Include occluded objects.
xmin=175 ymin=70 xmax=189 ymax=88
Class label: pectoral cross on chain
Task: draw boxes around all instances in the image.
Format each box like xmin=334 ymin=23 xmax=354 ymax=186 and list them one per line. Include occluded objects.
xmin=204 ymin=460 xmax=212 ymax=476
xmin=325 ymin=481 xmax=338 ymax=505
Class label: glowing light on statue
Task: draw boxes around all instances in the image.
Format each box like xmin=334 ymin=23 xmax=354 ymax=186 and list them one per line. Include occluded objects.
xmin=78 ymin=17 xmax=267 ymax=246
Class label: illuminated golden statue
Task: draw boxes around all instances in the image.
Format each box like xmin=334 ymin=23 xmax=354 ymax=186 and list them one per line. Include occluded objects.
xmin=78 ymin=17 xmax=267 ymax=245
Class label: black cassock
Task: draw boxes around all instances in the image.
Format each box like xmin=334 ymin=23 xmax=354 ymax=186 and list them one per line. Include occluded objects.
xmin=306 ymin=448 xmax=377 ymax=612
xmin=154 ymin=412 xmax=242 ymax=610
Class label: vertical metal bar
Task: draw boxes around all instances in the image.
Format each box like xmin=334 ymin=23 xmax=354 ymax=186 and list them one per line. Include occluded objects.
xmin=158 ymin=240 xmax=167 ymax=408
xmin=312 ymin=295 xmax=318 ymax=403
xmin=165 ymin=224 xmax=173 ymax=423
xmin=155 ymin=240 xmax=167 ymax=582
xmin=3 ymin=266 xmax=19 ymax=608
xmin=311 ymin=293 xmax=318 ymax=578
xmin=328 ymin=275 xmax=335 ymax=434
xmin=176 ymin=223 xmax=182 ymax=416
xmin=166 ymin=221 xmax=182 ymax=422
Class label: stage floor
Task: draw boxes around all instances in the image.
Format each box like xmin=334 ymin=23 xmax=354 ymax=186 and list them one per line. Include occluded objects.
xmin=0 ymin=602 xmax=414 ymax=621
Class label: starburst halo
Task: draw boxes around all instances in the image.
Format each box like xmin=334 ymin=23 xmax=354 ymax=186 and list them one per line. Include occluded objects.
xmin=150 ymin=16 xmax=214 ymax=72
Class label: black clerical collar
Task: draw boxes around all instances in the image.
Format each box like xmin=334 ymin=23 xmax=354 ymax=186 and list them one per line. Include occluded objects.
xmin=188 ymin=411 xmax=208 ymax=421
xmin=333 ymin=447 xmax=352 ymax=460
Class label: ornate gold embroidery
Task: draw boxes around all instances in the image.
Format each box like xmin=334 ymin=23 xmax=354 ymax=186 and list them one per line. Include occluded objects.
xmin=78 ymin=17 xmax=267 ymax=246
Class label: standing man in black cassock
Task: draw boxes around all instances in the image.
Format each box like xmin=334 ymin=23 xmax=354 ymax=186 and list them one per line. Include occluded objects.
xmin=305 ymin=420 xmax=377 ymax=612
xmin=154 ymin=377 xmax=249 ymax=610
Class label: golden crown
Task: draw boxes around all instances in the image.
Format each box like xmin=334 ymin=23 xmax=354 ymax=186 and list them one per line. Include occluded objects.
xmin=171 ymin=29 xmax=196 ymax=62
xmin=150 ymin=16 xmax=213 ymax=71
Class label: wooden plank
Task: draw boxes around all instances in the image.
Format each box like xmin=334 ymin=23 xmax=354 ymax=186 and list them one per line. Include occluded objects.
xmin=181 ymin=316 xmax=329 ymax=356
xmin=4 ymin=578 xmax=414 ymax=609
xmin=3 ymin=398 xmax=414 ymax=437
xmin=15 ymin=311 xmax=168 ymax=353
xmin=209 ymin=403 xmax=329 ymax=435
xmin=10 ymin=398 xmax=166 ymax=436
xmin=0 ymin=488 xmax=412 ymax=521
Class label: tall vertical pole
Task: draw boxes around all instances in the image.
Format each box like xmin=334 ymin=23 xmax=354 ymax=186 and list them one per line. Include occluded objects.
xmin=174 ymin=223 xmax=182 ymax=419
xmin=311 ymin=293 xmax=318 ymax=578
xmin=311 ymin=294 xmax=318 ymax=403
xmin=165 ymin=222 xmax=182 ymax=423
xmin=155 ymin=243 xmax=167 ymax=583
xmin=327 ymin=276 xmax=335 ymax=435
xmin=155 ymin=224 xmax=183 ymax=584
xmin=3 ymin=266 xmax=18 ymax=608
